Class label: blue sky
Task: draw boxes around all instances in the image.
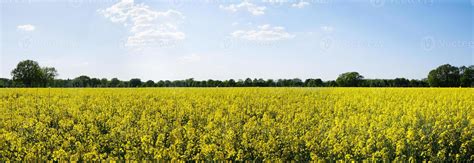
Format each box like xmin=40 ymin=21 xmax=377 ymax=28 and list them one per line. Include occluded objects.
xmin=1 ymin=0 xmax=472 ymax=81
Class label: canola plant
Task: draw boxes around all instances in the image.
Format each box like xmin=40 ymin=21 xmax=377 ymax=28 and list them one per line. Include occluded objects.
xmin=0 ymin=88 xmax=472 ymax=161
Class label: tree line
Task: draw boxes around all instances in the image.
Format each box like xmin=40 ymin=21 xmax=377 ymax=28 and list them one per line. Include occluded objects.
xmin=0 ymin=60 xmax=472 ymax=88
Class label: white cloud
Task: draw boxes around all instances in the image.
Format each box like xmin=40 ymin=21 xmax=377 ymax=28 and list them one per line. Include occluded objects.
xmin=292 ymin=1 xmax=310 ymax=8
xmin=98 ymin=0 xmax=185 ymax=50
xmin=219 ymin=1 xmax=266 ymax=16
xmin=17 ymin=24 xmax=35 ymax=32
xmin=179 ymin=53 xmax=201 ymax=63
xmin=263 ymin=0 xmax=289 ymax=5
xmin=231 ymin=24 xmax=295 ymax=41
xmin=321 ymin=26 xmax=334 ymax=32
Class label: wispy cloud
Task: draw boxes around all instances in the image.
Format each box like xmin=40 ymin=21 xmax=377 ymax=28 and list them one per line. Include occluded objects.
xmin=231 ymin=24 xmax=295 ymax=41
xmin=263 ymin=0 xmax=290 ymax=5
xmin=219 ymin=1 xmax=266 ymax=16
xmin=17 ymin=24 xmax=35 ymax=32
xmin=98 ymin=0 xmax=185 ymax=50
xmin=292 ymin=1 xmax=310 ymax=8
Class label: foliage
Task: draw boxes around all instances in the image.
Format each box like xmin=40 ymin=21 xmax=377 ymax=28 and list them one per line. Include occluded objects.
xmin=428 ymin=64 xmax=461 ymax=87
xmin=459 ymin=66 xmax=474 ymax=87
xmin=72 ymin=75 xmax=91 ymax=87
xmin=11 ymin=60 xmax=44 ymax=87
xmin=40 ymin=67 xmax=58 ymax=86
xmin=129 ymin=78 xmax=142 ymax=87
xmin=0 ymin=88 xmax=472 ymax=161
xmin=144 ymin=80 xmax=155 ymax=87
xmin=4 ymin=60 xmax=472 ymax=88
xmin=336 ymin=72 xmax=364 ymax=87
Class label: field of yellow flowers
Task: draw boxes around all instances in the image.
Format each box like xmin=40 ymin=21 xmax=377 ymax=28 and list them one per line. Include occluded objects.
xmin=0 ymin=88 xmax=473 ymax=161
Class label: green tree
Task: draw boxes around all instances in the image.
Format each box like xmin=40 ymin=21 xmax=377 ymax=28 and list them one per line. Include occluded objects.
xmin=228 ymin=79 xmax=237 ymax=87
xmin=0 ymin=78 xmax=11 ymax=87
xmin=393 ymin=78 xmax=409 ymax=87
xmin=459 ymin=65 xmax=474 ymax=87
xmin=11 ymin=60 xmax=58 ymax=87
xmin=305 ymin=78 xmax=323 ymax=87
xmin=73 ymin=75 xmax=91 ymax=87
xmin=336 ymin=72 xmax=364 ymax=87
xmin=185 ymin=78 xmax=195 ymax=87
xmin=41 ymin=67 xmax=58 ymax=87
xmin=90 ymin=78 xmax=101 ymax=87
xmin=244 ymin=78 xmax=253 ymax=87
xmin=144 ymin=80 xmax=155 ymax=87
xmin=254 ymin=78 xmax=266 ymax=87
xmin=100 ymin=78 xmax=109 ymax=87
xmin=11 ymin=60 xmax=45 ymax=87
xmin=109 ymin=78 xmax=121 ymax=87
xmin=129 ymin=78 xmax=142 ymax=87
xmin=265 ymin=79 xmax=275 ymax=87
xmin=428 ymin=64 xmax=460 ymax=87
